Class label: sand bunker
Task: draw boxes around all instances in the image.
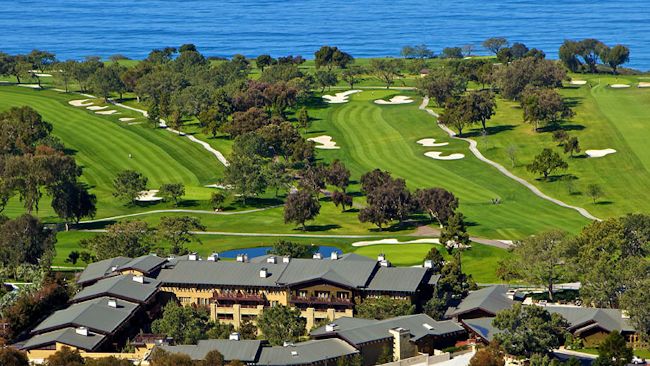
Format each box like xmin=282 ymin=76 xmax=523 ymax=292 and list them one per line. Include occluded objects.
xmin=136 ymin=190 xmax=162 ymax=202
xmin=424 ymin=151 xmax=465 ymax=160
xmin=570 ymin=80 xmax=587 ymax=85
xmin=128 ymin=122 xmax=143 ymax=126
xmin=95 ymin=110 xmax=118 ymax=115
xmin=585 ymin=148 xmax=617 ymax=158
xmin=205 ymin=184 xmax=234 ymax=189
xmin=307 ymin=135 xmax=340 ymax=149
xmin=87 ymin=105 xmax=107 ymax=111
xmin=374 ymin=96 xmax=414 ymax=105
xmin=638 ymin=82 xmax=650 ymax=88
xmin=352 ymin=238 xmax=440 ymax=247
xmin=18 ymin=84 xmax=41 ymax=89
xmin=417 ymin=138 xmax=449 ymax=147
xmin=69 ymin=99 xmax=94 ymax=107
xmin=119 ymin=117 xmax=136 ymax=122
xmin=610 ymin=84 xmax=631 ymax=89
xmin=322 ymin=90 xmax=361 ymax=104
xmin=35 ymin=73 xmax=52 ymax=77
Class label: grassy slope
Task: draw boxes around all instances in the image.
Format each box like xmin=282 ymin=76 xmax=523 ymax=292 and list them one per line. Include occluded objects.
xmin=306 ymin=89 xmax=588 ymax=238
xmin=472 ymin=74 xmax=650 ymax=219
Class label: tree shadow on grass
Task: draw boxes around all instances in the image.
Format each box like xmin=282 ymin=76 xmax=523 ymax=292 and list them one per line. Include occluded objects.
xmin=564 ymin=96 xmax=584 ymax=108
xmin=302 ymin=96 xmax=330 ymax=110
xmin=595 ymin=200 xmax=613 ymax=205
xmin=300 ymin=224 xmax=342 ymax=232
xmin=536 ymin=173 xmax=574 ymax=183
xmin=77 ymin=220 xmax=117 ymax=230
xmin=538 ymin=123 xmax=585 ymax=133
xmin=465 ymin=124 xmax=516 ymax=138
xmin=236 ymin=197 xmax=284 ymax=208
xmin=175 ymin=200 xmax=201 ymax=208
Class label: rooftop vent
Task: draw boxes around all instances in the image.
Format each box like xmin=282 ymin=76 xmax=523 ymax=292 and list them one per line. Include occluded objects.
xmin=312 ymin=253 xmax=322 ymax=260
xmin=188 ymin=253 xmax=198 ymax=261
xmin=236 ymin=254 xmax=248 ymax=262
xmin=229 ymin=332 xmax=240 ymax=341
xmin=291 ymin=351 xmax=299 ymax=357
xmin=283 ymin=341 xmax=295 ymax=347
xmin=207 ymin=253 xmax=219 ymax=261
xmin=267 ymin=256 xmax=277 ymax=264
xmin=377 ymin=253 xmax=386 ymax=262
xmin=260 ymin=267 xmax=268 ymax=278
xmin=75 ymin=327 xmax=89 ymax=336
xmin=282 ymin=256 xmax=291 ymax=263
xmin=325 ymin=323 xmax=338 ymax=332
xmin=422 ymin=323 xmax=434 ymax=330
xmin=110 ymin=266 xmax=118 ymax=272
xmin=423 ymin=260 xmax=433 ymax=269
xmin=132 ymin=275 xmax=145 ymax=284
xmin=380 ymin=259 xmax=391 ymax=267
xmin=108 ymin=298 xmax=118 ymax=308
xmin=331 ymin=251 xmax=339 ymax=260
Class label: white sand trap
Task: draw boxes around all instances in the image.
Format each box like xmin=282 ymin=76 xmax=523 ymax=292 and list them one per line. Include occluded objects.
xmin=610 ymin=84 xmax=631 ymax=88
xmin=374 ymin=95 xmax=414 ymax=105
xmin=95 ymin=110 xmax=118 ymax=115
xmin=119 ymin=117 xmax=136 ymax=122
xmin=352 ymin=238 xmax=440 ymax=247
xmin=205 ymin=184 xmax=234 ymax=189
xmin=322 ymin=90 xmax=362 ymax=104
xmin=307 ymin=135 xmax=340 ymax=149
xmin=18 ymin=84 xmax=41 ymax=89
xmin=136 ymin=190 xmax=162 ymax=202
xmin=424 ymin=151 xmax=465 ymax=160
xmin=87 ymin=105 xmax=107 ymax=111
xmin=585 ymin=148 xmax=616 ymax=158
xmin=570 ymin=80 xmax=587 ymax=85
xmin=638 ymin=82 xmax=650 ymax=88
xmin=417 ymin=138 xmax=449 ymax=147
xmin=69 ymin=99 xmax=94 ymax=107
xmin=128 ymin=122 xmax=143 ymax=126
xmin=35 ymin=73 xmax=52 ymax=77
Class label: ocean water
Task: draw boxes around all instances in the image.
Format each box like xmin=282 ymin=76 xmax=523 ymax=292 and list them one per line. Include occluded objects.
xmin=1 ymin=0 xmax=650 ymax=70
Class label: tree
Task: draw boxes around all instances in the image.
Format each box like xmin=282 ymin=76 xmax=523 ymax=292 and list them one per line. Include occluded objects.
xmin=521 ymin=87 xmax=573 ymax=131
xmin=226 ymin=107 xmax=271 ymax=137
xmin=341 ymin=65 xmax=365 ymax=89
xmin=586 ymin=183 xmax=603 ymax=204
xmin=327 ymin=159 xmax=350 ymax=192
xmin=601 ymin=44 xmax=630 ymax=74
xmin=158 ymin=216 xmax=206 ymax=255
xmin=268 ymin=240 xmax=317 ymax=258
xmin=621 ymin=277 xmax=650 ymax=341
xmin=51 ymin=181 xmax=97 ymax=228
xmin=440 ymin=212 xmax=470 ymax=250
xmin=359 ymin=174 xmax=412 ymax=230
xmin=526 ymin=148 xmax=568 ymax=180
xmin=88 ymin=63 xmax=126 ymax=101
xmin=149 ymin=348 xmax=194 ymax=366
xmin=423 ymin=247 xmax=445 ymax=272
xmin=239 ymin=320 xmax=258 ymax=340
xmin=0 ymin=347 xmax=29 ymax=366
xmin=314 ymin=46 xmax=353 ymax=70
xmin=314 ymin=70 xmax=338 ymax=92
xmin=563 ymin=136 xmax=580 ymax=157
xmin=331 ymin=191 xmax=353 ymax=212
xmin=415 ymin=188 xmax=458 ymax=226
xmin=369 ymin=58 xmax=403 ymax=89
xmin=470 ymin=345 xmax=505 ymax=366
xmin=441 ymin=47 xmax=463 ymax=59
xmin=496 ymin=57 xmax=566 ymax=100
xmin=500 ymin=231 xmax=568 ymax=301
xmin=256 ymin=54 xmax=275 ymax=71
xmin=66 ymin=251 xmax=80 ymax=265
xmin=355 ymin=297 xmax=414 ymax=320
xmin=43 ymin=347 xmax=84 ymax=366
xmin=152 ymin=302 xmax=217 ymax=345
xmin=0 ymin=106 xmax=53 ymax=155
xmin=112 ymin=170 xmax=148 ymax=203
xmin=296 ymin=107 xmax=310 ymax=129
xmin=159 ymin=183 xmax=185 ymax=205
xmin=483 ymin=37 xmax=509 ymax=54
xmin=378 ymin=345 xmax=393 ymax=363
xmin=493 ymin=304 xmax=568 ymax=358
xmin=559 ymin=40 xmax=582 ymax=72
xmin=210 ymin=191 xmax=227 ymax=210
xmin=577 ymin=38 xmax=606 ymax=73
xmin=256 ymin=305 xmax=306 ymax=346
xmin=80 ymin=220 xmax=153 ymax=259
xmin=284 ymin=190 xmax=321 ymax=230
xmin=462 ymin=44 xmax=475 ymax=57
xmin=86 ymin=356 xmax=133 ymax=366
xmin=223 ymin=152 xmax=268 ymax=204
xmin=595 ymin=331 xmax=633 ymax=366
xmin=416 ymin=69 xmax=467 ymax=107
xmin=0 ymin=214 xmax=56 ymax=274
xmin=465 ymin=90 xmax=497 ymax=132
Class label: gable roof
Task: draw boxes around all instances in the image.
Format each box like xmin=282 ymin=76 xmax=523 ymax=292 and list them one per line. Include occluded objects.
xmin=276 ymin=258 xmax=377 ymax=288
xmin=21 ymin=327 xmax=107 ymax=351
xmin=462 ymin=317 xmax=502 ymax=343
xmin=117 ymin=255 xmax=167 ymax=274
xmin=77 ymin=256 xmax=131 ymax=285
xmin=544 ymin=306 xmax=635 ymax=334
xmin=256 ymin=339 xmax=358 ymax=365
xmin=72 ymin=274 xmax=160 ymax=304
xmin=158 ymin=339 xmax=263 ymax=362
xmin=157 ymin=260 xmax=288 ymax=287
xmin=311 ymin=314 xmax=465 ymax=346
xmin=446 ymin=285 xmax=513 ymax=318
xmin=32 ymin=297 xmax=139 ymax=335
xmin=364 ymin=267 xmax=429 ymax=293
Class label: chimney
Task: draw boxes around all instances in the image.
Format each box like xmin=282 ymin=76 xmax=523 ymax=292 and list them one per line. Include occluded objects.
xmin=283 ymin=341 xmax=294 ymax=347
xmin=267 ymin=256 xmax=277 ymax=264
xmin=110 ymin=266 xmax=118 ymax=272
xmin=229 ymin=332 xmax=240 ymax=341
xmin=259 ymin=267 xmax=268 ymax=278
xmin=107 ymin=298 xmax=118 ymax=308
xmin=236 ymin=254 xmax=245 ymax=262
xmin=291 ymin=351 xmax=299 ymax=357
xmin=207 ymin=253 xmax=219 ymax=261
xmin=243 ymin=254 xmax=249 ymax=262
xmin=132 ymin=275 xmax=145 ymax=284
xmin=312 ymin=253 xmax=322 ymax=260
xmin=282 ymin=256 xmax=291 ymax=263
xmin=188 ymin=252 xmax=198 ymax=261
xmin=75 ymin=327 xmax=89 ymax=336
xmin=330 ymin=251 xmax=339 ymax=260
xmin=325 ymin=323 xmax=337 ymax=332
xmin=377 ymin=253 xmax=386 ymax=262
xmin=423 ymin=260 xmax=433 ymax=269
xmin=380 ymin=259 xmax=391 ymax=267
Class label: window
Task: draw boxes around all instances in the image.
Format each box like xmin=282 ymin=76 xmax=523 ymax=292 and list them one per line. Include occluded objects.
xmin=197 ymin=298 xmax=210 ymax=306
xmin=179 ymin=297 xmax=192 ymax=304
xmin=337 ymin=292 xmax=349 ymax=299
xmin=315 ymin=291 xmax=330 ymax=298
xmin=298 ymin=291 xmax=308 ymax=298
xmin=271 ymin=301 xmax=279 ymax=307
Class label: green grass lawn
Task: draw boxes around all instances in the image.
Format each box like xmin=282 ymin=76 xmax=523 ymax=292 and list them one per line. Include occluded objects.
xmin=470 ymin=73 xmax=650 ymax=219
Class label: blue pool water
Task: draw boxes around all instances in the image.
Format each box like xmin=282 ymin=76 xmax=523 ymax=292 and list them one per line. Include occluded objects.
xmin=218 ymin=245 xmax=342 ymax=259
xmin=1 ymin=0 xmax=649 ymax=70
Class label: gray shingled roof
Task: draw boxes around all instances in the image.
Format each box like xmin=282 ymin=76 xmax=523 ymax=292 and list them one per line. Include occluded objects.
xmin=256 ymin=339 xmax=358 ymax=365
xmin=158 ymin=260 xmax=287 ymax=287
xmin=32 ymin=297 xmax=139 ymax=335
xmin=462 ymin=317 xmax=502 ymax=342
xmin=544 ymin=306 xmax=635 ymax=333
xmin=72 ymin=274 xmax=160 ymax=304
xmin=364 ymin=267 xmax=429 ymax=293
xmin=446 ymin=285 xmax=513 ymax=318
xmin=117 ymin=255 xmax=167 ymax=274
xmin=21 ymin=327 xmax=107 ymax=351
xmin=311 ymin=314 xmax=465 ymax=346
xmin=159 ymin=339 xmax=263 ymax=362
xmin=77 ymin=257 xmax=131 ymax=284
xmin=276 ymin=258 xmax=377 ymax=288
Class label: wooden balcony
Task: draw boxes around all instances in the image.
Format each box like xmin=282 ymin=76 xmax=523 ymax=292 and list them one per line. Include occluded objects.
xmin=213 ymin=292 xmax=266 ymax=304
xmin=289 ymin=296 xmax=352 ymax=307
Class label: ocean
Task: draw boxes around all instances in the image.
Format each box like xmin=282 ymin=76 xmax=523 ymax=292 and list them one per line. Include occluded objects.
xmin=1 ymin=0 xmax=649 ymax=70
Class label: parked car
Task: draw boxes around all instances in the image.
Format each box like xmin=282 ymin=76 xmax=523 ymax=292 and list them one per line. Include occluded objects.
xmin=632 ymin=355 xmax=647 ymax=364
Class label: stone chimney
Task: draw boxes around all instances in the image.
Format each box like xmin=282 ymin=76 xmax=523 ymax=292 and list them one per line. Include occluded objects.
xmin=259 ymin=267 xmax=268 ymax=278
xmin=229 ymin=332 xmax=240 ymax=341
xmin=389 ymin=327 xmax=416 ymax=361
xmin=207 ymin=253 xmax=219 ymax=261
xmin=312 ymin=253 xmax=322 ymax=260
xmin=132 ymin=275 xmax=145 ymax=284
xmin=331 ymin=251 xmax=339 ymax=260
xmin=282 ymin=255 xmax=291 ymax=263
xmin=423 ymin=259 xmax=433 ymax=269
xmin=75 ymin=327 xmax=89 ymax=336
xmin=267 ymin=256 xmax=277 ymax=264
xmin=188 ymin=253 xmax=198 ymax=261
xmin=108 ymin=298 xmax=118 ymax=308
xmin=377 ymin=253 xmax=386 ymax=262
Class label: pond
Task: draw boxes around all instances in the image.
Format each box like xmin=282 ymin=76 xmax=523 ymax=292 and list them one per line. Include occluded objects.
xmin=218 ymin=245 xmax=342 ymax=259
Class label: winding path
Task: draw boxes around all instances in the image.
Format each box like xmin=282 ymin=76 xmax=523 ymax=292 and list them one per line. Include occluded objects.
xmin=79 ymin=206 xmax=282 ymax=224
xmin=419 ymin=97 xmax=600 ymax=221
